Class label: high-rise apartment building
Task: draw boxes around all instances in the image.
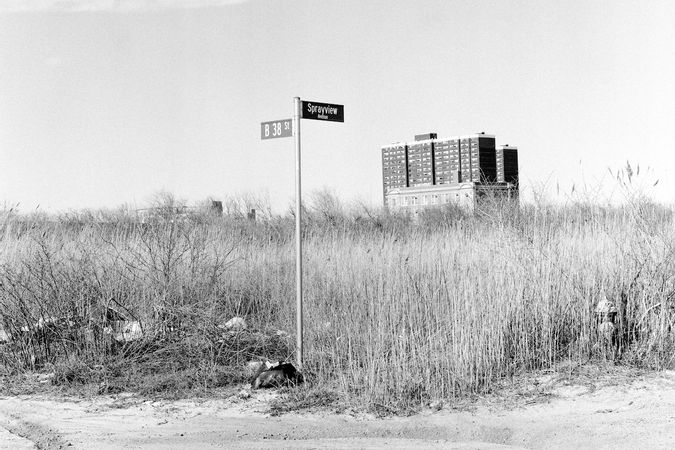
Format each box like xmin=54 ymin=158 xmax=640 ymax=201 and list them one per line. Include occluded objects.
xmin=459 ymin=134 xmax=497 ymax=183
xmin=381 ymin=132 xmax=519 ymax=211
xmin=381 ymin=143 xmax=408 ymax=203
xmin=432 ymin=138 xmax=460 ymax=184
xmin=407 ymin=139 xmax=434 ymax=186
xmin=496 ymin=145 xmax=519 ymax=186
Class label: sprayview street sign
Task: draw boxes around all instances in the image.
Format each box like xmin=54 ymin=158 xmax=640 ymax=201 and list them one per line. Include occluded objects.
xmin=261 ymin=119 xmax=293 ymax=139
xmin=301 ymin=100 xmax=344 ymax=122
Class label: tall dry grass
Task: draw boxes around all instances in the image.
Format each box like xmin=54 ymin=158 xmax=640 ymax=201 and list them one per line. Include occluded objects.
xmin=0 ymin=190 xmax=673 ymax=408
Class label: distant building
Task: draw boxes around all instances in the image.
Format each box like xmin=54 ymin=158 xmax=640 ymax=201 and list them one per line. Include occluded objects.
xmin=496 ymin=145 xmax=519 ymax=186
xmin=460 ymin=134 xmax=497 ymax=184
xmin=386 ymin=182 xmax=517 ymax=212
xmin=136 ymin=199 xmax=224 ymax=223
xmin=407 ymin=139 xmax=434 ymax=186
xmin=211 ymin=200 xmax=224 ymax=216
xmin=381 ymin=132 xmax=519 ymax=212
xmin=381 ymin=142 xmax=409 ymax=201
xmin=432 ymin=137 xmax=460 ymax=185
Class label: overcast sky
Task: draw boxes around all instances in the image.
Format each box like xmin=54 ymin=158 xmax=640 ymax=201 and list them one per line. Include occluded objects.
xmin=1 ymin=0 xmax=674 ymax=212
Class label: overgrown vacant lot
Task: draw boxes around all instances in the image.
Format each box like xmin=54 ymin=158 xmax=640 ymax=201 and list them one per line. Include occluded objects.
xmin=1 ymin=198 xmax=674 ymax=411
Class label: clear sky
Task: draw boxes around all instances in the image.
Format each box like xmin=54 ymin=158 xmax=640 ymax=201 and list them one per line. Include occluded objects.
xmin=1 ymin=0 xmax=674 ymax=212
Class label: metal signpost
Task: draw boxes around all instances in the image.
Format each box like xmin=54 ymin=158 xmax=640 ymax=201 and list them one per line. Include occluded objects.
xmin=261 ymin=97 xmax=344 ymax=372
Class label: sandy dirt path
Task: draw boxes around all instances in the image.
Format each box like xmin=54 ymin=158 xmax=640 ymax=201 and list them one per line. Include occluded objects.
xmin=0 ymin=423 xmax=34 ymax=449
xmin=0 ymin=370 xmax=674 ymax=449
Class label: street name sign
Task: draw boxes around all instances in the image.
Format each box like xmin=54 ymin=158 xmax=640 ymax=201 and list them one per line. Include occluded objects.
xmin=261 ymin=119 xmax=293 ymax=139
xmin=301 ymin=100 xmax=344 ymax=122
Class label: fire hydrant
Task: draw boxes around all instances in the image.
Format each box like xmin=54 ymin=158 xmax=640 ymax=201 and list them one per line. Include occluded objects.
xmin=595 ymin=299 xmax=618 ymax=354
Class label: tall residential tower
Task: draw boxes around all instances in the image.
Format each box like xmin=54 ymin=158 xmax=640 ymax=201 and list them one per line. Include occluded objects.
xmin=381 ymin=132 xmax=519 ymax=211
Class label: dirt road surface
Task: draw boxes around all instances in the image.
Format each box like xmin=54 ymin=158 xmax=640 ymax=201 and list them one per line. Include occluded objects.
xmin=0 ymin=370 xmax=674 ymax=449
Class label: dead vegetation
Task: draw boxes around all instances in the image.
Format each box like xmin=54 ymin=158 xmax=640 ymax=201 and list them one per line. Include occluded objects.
xmin=1 ymin=183 xmax=674 ymax=411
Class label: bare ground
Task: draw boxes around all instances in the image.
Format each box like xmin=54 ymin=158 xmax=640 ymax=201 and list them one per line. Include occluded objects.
xmin=1 ymin=367 xmax=674 ymax=449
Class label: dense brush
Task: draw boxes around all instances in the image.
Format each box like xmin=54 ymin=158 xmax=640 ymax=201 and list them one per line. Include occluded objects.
xmin=0 ymin=194 xmax=673 ymax=409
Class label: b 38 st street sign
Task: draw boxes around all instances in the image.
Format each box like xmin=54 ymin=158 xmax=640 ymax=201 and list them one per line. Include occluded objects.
xmin=301 ymin=100 xmax=344 ymax=122
xmin=260 ymin=118 xmax=292 ymax=139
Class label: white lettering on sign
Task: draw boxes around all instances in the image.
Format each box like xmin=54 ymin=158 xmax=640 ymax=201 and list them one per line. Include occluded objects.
xmin=261 ymin=119 xmax=293 ymax=140
xmin=305 ymin=103 xmax=339 ymax=117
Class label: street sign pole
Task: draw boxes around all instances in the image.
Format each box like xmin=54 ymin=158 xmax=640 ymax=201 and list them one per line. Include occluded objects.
xmin=293 ymin=96 xmax=303 ymax=372
xmin=262 ymin=98 xmax=343 ymax=374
